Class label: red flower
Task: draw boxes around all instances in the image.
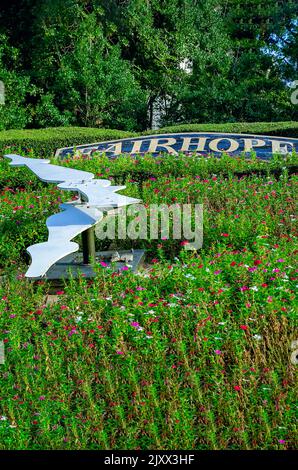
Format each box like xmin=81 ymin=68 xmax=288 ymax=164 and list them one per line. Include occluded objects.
xmin=230 ymin=261 xmax=236 ymax=266
xmin=234 ymin=385 xmax=241 ymax=391
xmin=254 ymin=259 xmax=262 ymax=266
xmin=221 ymin=233 xmax=229 ymax=237
xmin=240 ymin=325 xmax=248 ymax=331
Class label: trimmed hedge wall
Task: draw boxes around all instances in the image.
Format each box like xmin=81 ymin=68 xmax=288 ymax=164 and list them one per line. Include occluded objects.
xmin=156 ymin=121 xmax=298 ymax=137
xmin=0 ymin=127 xmax=136 ymax=157
xmin=0 ymin=121 xmax=298 ymax=157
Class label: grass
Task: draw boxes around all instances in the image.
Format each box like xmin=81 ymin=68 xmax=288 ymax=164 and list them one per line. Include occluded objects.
xmin=0 ymin=151 xmax=297 ymax=450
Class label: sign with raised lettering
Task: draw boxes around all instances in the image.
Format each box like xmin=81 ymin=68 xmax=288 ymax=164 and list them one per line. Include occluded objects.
xmin=55 ymin=132 xmax=298 ymax=160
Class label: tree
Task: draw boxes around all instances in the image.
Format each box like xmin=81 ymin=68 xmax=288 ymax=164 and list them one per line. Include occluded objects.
xmin=28 ymin=0 xmax=147 ymax=130
xmin=0 ymin=34 xmax=32 ymax=130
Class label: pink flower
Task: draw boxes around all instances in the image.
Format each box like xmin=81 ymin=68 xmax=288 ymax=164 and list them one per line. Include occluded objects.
xmin=278 ymin=439 xmax=286 ymax=444
xmin=68 ymin=328 xmax=77 ymax=337
xmin=100 ymin=261 xmax=108 ymax=267
xmin=240 ymin=286 xmax=249 ymax=292
xmin=120 ymin=266 xmax=129 ymax=271
xmin=116 ymin=350 xmax=124 ymax=355
xmin=215 ymin=350 xmax=222 ymax=355
xmin=39 ymin=396 xmax=45 ymax=401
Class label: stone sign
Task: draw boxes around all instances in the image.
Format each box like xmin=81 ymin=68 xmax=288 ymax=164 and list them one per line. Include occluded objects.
xmin=55 ymin=132 xmax=298 ymax=160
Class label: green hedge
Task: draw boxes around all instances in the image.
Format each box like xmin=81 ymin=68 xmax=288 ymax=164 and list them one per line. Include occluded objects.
xmin=156 ymin=121 xmax=298 ymax=137
xmin=0 ymin=121 xmax=297 ymax=157
xmin=0 ymin=127 xmax=136 ymax=157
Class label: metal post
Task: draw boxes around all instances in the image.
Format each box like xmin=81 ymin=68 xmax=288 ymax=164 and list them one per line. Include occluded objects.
xmin=82 ymin=227 xmax=96 ymax=264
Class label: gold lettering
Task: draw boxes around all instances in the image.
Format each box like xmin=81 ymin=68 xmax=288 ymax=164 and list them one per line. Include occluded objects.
xmin=147 ymin=138 xmax=178 ymax=155
xmin=209 ymin=138 xmax=239 ymax=153
xmin=180 ymin=137 xmax=207 ymax=152
xmin=243 ymin=138 xmax=266 ymax=152
xmin=130 ymin=140 xmax=143 ymax=154
xmin=104 ymin=142 xmax=123 ymax=155
xmin=270 ymin=140 xmax=294 ymax=154
xmin=80 ymin=146 xmax=100 ymax=155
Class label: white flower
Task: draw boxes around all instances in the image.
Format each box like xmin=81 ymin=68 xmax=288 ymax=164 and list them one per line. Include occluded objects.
xmin=250 ymin=286 xmax=258 ymax=291
xmin=184 ymin=274 xmax=195 ymax=280
xmin=0 ymin=416 xmax=7 ymax=421
xmin=253 ymin=334 xmax=262 ymax=341
xmin=218 ymin=322 xmax=226 ymax=325
xmin=75 ymin=315 xmax=82 ymax=323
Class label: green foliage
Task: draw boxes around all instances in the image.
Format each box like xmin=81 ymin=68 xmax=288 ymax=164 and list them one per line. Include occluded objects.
xmin=168 ymin=0 xmax=298 ymax=124
xmin=29 ymin=1 xmax=147 ymax=130
xmin=156 ymin=120 xmax=298 ymax=137
xmin=0 ymin=35 xmax=32 ymax=130
xmin=33 ymin=93 xmax=71 ymax=128
xmin=0 ymin=126 xmax=136 ymax=157
xmin=0 ymin=1 xmax=297 ymax=130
